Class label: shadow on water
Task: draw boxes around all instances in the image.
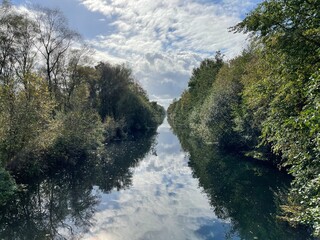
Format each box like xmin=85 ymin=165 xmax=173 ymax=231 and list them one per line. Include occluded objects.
xmin=0 ymin=132 xmax=157 ymax=240
xmin=173 ymin=127 xmax=314 ymax=240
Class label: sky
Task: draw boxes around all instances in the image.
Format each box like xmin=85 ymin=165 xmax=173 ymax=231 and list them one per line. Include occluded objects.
xmin=12 ymin=0 xmax=262 ymax=108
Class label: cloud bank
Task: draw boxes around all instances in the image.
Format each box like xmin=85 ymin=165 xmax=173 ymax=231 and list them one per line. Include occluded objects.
xmin=79 ymin=0 xmax=260 ymax=107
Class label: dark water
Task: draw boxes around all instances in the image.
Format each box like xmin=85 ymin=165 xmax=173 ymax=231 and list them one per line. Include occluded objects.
xmin=0 ymin=120 xmax=314 ymax=239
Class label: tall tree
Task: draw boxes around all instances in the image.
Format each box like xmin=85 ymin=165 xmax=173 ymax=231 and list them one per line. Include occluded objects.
xmin=95 ymin=62 xmax=132 ymax=120
xmin=233 ymin=0 xmax=320 ymax=68
xmin=234 ymin=0 xmax=320 ymax=235
xmin=34 ymin=6 xmax=80 ymax=97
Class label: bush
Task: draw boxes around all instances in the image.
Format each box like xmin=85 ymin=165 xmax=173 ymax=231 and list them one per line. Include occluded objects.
xmin=46 ymin=109 xmax=104 ymax=166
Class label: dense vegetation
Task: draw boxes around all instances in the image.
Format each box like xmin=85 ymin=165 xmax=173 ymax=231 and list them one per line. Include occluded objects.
xmin=172 ymin=127 xmax=313 ymax=240
xmin=168 ymin=0 xmax=320 ymax=236
xmin=0 ymin=2 xmax=164 ymax=203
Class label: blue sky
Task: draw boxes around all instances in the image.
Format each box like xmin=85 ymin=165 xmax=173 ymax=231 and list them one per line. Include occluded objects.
xmin=12 ymin=0 xmax=262 ymax=107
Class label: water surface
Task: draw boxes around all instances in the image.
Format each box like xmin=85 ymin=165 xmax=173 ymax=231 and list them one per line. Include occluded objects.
xmin=0 ymin=120 xmax=313 ymax=239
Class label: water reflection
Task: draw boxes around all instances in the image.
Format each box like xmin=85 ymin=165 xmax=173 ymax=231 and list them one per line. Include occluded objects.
xmin=82 ymin=122 xmax=232 ymax=240
xmin=0 ymin=120 xmax=314 ymax=239
xmin=81 ymin=121 xmax=313 ymax=240
xmin=173 ymin=126 xmax=314 ymax=240
xmin=0 ymin=133 xmax=156 ymax=240
xmin=0 ymin=167 xmax=98 ymax=239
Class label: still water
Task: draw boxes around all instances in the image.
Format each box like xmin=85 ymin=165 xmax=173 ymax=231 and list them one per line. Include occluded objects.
xmin=0 ymin=120 xmax=313 ymax=239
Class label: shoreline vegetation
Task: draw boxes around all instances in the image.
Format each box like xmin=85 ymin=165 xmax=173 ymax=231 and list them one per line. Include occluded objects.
xmin=168 ymin=0 xmax=320 ymax=237
xmin=0 ymin=2 xmax=165 ymax=204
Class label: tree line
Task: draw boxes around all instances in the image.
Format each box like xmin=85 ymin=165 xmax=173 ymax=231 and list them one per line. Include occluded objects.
xmin=0 ymin=1 xmax=165 ymax=197
xmin=168 ymin=0 xmax=320 ymax=237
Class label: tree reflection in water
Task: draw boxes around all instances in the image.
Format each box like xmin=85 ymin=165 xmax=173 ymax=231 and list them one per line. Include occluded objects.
xmin=173 ymin=127 xmax=314 ymax=240
xmin=0 ymin=133 xmax=157 ymax=240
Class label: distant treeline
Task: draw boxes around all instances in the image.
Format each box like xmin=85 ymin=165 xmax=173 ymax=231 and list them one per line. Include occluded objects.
xmin=0 ymin=2 xmax=165 ymax=198
xmin=168 ymin=0 xmax=319 ymax=237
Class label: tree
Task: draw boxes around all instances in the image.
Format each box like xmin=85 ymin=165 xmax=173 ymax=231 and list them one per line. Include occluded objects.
xmin=0 ymin=3 xmax=165 ymax=211
xmin=0 ymin=2 xmax=20 ymax=81
xmin=34 ymin=6 xmax=80 ymax=98
xmin=233 ymin=0 xmax=320 ymax=69
xmin=188 ymin=52 xmax=223 ymax=106
xmin=95 ymin=62 xmax=132 ymax=120
xmin=234 ymin=0 xmax=320 ymax=235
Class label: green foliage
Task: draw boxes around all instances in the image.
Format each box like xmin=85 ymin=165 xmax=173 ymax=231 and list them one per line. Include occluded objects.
xmin=46 ymin=109 xmax=104 ymax=166
xmin=233 ymin=0 xmax=320 ymax=68
xmin=0 ymin=2 xmax=164 ymax=199
xmin=92 ymin=62 xmax=165 ymax=136
xmin=95 ymin=62 xmax=133 ymax=120
xmin=167 ymin=90 xmax=193 ymax=126
xmin=169 ymin=51 xmax=254 ymax=149
xmin=116 ymin=91 xmax=154 ymax=132
xmin=167 ymin=53 xmax=224 ymax=128
xmin=171 ymin=126 xmax=312 ymax=240
xmin=191 ymin=51 xmax=253 ymax=148
xmin=103 ymin=116 xmax=128 ymax=141
xmin=0 ymin=74 xmax=56 ymax=164
xmin=0 ymin=131 xmax=156 ymax=239
xmin=274 ymin=71 xmax=320 ymax=235
xmin=0 ymin=167 xmax=16 ymax=205
xmin=169 ymin=0 xmax=320 ymax=236
xmin=188 ymin=53 xmax=223 ymax=105
xmin=151 ymin=101 xmax=166 ymax=125
xmin=234 ymin=1 xmax=320 ymax=235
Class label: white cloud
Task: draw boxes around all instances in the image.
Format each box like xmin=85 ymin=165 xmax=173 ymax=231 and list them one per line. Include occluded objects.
xmin=73 ymin=121 xmax=233 ymax=240
xmin=80 ymin=0 xmax=260 ymax=102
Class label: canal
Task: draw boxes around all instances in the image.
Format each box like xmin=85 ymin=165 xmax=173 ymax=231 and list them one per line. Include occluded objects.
xmin=0 ymin=120 xmax=313 ymax=239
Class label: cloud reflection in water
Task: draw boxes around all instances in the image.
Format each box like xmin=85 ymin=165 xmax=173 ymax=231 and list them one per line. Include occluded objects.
xmin=83 ymin=120 xmax=235 ymax=240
